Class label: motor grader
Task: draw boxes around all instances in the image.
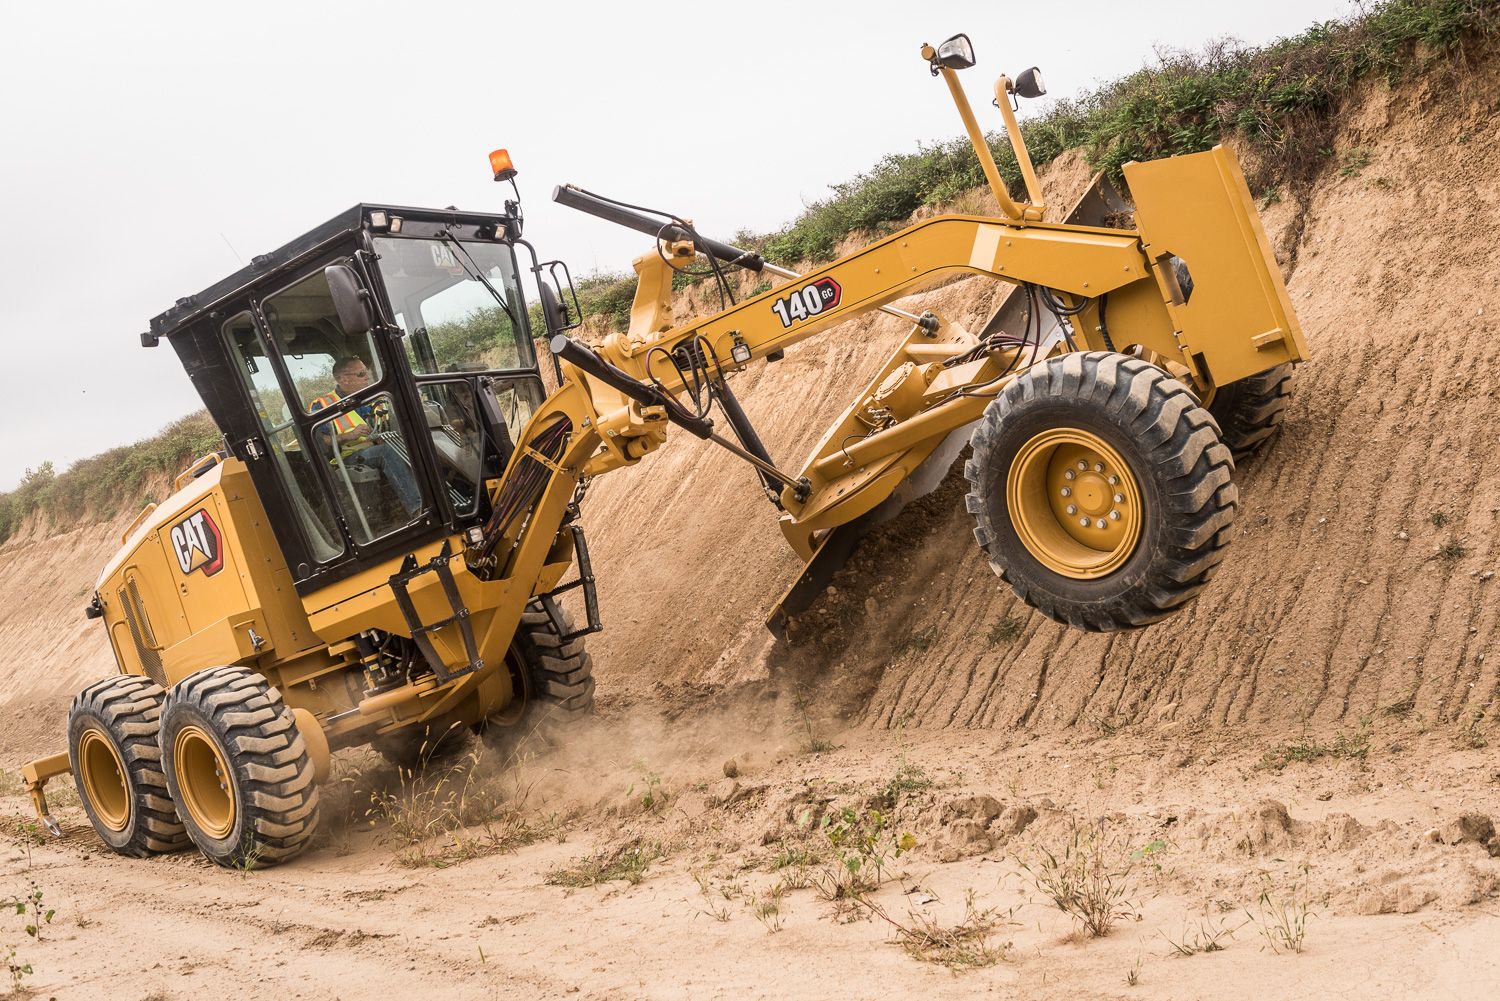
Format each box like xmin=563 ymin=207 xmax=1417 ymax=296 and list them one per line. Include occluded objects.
xmin=20 ymin=33 xmax=1305 ymax=868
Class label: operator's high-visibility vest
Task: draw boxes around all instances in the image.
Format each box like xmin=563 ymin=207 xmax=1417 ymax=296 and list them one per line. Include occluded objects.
xmin=308 ymin=391 xmax=371 ymax=458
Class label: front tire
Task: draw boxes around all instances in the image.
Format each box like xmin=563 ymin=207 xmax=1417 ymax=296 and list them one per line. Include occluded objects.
xmin=964 ymin=352 xmax=1237 ymax=631
xmin=68 ymin=675 xmax=188 ymax=857
xmin=159 ymin=666 xmax=320 ymax=868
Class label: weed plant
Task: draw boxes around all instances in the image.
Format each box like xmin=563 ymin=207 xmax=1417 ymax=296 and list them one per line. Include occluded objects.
xmin=1246 ymin=869 xmax=1315 ymax=953
xmin=546 ymin=839 xmax=663 ymax=887
xmin=850 ymin=887 xmax=1012 ymax=969
xmin=1258 ymin=719 xmax=1372 ymax=770
xmin=1161 ymin=908 xmax=1240 ymax=956
xmin=987 ymin=616 xmax=1025 ymax=645
xmin=371 ymin=746 xmax=549 ymax=868
xmin=1020 ymin=820 xmax=1139 ymax=937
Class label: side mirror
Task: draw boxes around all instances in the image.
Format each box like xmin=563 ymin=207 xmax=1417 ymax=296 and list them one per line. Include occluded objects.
xmin=324 ymin=263 xmax=374 ymax=336
xmin=934 ymin=33 xmax=975 ymax=71
xmin=1013 ymin=66 xmax=1046 ymax=99
xmin=538 ymin=281 xmax=571 ymax=336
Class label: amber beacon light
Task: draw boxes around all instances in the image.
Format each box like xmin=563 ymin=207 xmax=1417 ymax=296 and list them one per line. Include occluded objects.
xmin=489 ymin=148 xmax=517 ymax=182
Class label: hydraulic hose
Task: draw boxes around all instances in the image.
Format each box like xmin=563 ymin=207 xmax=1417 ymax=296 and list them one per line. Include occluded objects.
xmin=549 ymin=335 xmax=714 ymax=439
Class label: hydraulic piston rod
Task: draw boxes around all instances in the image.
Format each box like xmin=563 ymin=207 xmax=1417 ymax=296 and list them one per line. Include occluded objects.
xmin=553 ymin=185 xmax=923 ymax=325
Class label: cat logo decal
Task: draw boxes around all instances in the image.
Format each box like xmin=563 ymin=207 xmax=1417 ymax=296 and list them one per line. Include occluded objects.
xmin=170 ymin=509 xmax=224 ymax=578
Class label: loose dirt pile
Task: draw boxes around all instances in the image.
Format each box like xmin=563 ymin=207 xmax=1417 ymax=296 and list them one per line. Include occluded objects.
xmin=1 ymin=40 xmax=1498 ymax=1001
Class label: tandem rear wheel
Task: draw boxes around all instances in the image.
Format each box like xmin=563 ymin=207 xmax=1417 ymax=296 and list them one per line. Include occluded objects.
xmin=157 ymin=666 xmax=321 ymax=868
xmin=67 ymin=675 xmax=188 ymax=857
xmin=965 ymin=351 xmax=1238 ymax=631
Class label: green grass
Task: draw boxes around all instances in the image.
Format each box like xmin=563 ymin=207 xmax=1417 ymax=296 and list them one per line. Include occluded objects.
xmin=570 ymin=0 xmax=1497 ymax=330
xmin=545 ymin=839 xmax=663 ymax=887
xmin=0 ymin=412 xmax=221 ymax=545
xmin=987 ymin=616 xmax=1025 ymax=645
xmin=1257 ymin=721 xmax=1372 ymax=770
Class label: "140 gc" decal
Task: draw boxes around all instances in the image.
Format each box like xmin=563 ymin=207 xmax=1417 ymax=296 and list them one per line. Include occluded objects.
xmin=770 ymin=277 xmax=841 ymax=328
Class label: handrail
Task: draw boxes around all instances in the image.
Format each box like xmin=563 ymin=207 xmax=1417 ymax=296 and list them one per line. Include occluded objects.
xmin=121 ymin=504 xmax=157 ymax=544
xmin=172 ymin=452 xmax=223 ymax=492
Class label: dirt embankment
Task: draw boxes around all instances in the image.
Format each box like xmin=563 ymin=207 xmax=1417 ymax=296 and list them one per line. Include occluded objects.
xmin=0 ymin=508 xmax=135 ymax=740
xmin=582 ymin=56 xmax=1500 ymax=743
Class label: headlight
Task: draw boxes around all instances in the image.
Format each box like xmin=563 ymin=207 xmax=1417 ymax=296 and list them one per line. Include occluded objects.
xmin=1013 ymin=66 xmax=1046 ymax=99
xmin=934 ymin=33 xmax=975 ymax=71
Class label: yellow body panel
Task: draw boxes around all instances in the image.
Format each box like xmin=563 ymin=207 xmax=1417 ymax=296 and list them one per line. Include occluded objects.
xmin=1123 ymin=145 xmax=1308 ymax=386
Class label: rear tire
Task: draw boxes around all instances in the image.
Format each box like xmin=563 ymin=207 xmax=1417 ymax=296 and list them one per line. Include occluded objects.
xmin=159 ymin=666 xmax=320 ymax=868
xmin=1207 ymin=363 xmax=1293 ymax=460
xmin=68 ymin=675 xmax=188 ymax=857
xmin=479 ymin=600 xmax=595 ymax=754
xmin=964 ymin=351 xmax=1237 ymax=631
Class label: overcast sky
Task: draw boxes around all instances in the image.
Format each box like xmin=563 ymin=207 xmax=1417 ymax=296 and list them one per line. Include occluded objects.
xmin=0 ymin=0 xmax=1356 ymax=491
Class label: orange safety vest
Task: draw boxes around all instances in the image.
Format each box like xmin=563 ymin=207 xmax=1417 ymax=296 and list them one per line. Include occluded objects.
xmin=308 ymin=391 xmax=371 ymax=458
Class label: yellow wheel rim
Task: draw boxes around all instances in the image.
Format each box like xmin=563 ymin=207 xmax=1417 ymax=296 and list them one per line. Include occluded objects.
xmin=489 ymin=644 xmax=533 ymax=727
xmin=78 ymin=728 xmax=130 ymax=832
xmin=174 ymin=725 xmax=236 ymax=840
xmin=1007 ymin=428 xmax=1143 ymax=579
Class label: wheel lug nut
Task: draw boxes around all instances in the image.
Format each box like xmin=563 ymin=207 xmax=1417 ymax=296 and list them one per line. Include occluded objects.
xmin=1093 ymin=462 xmax=1104 ymax=473
xmin=1060 ymin=487 xmax=1072 ymax=497
xmin=1064 ymin=470 xmax=1076 ymax=481
xmin=1077 ymin=460 xmax=1088 ymax=471
xmin=1110 ymin=510 xmax=1121 ymax=521
xmin=1066 ymin=504 xmax=1078 ymax=515
xmin=1096 ymin=518 xmax=1108 ymax=529
xmin=1108 ymin=475 xmax=1118 ymax=485
xmin=1113 ymin=493 xmax=1125 ymax=504
xmin=1078 ymin=517 xmax=1090 ymax=527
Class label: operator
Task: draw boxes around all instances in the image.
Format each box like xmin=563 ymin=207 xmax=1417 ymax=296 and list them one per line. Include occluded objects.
xmin=308 ymin=357 xmax=421 ymax=516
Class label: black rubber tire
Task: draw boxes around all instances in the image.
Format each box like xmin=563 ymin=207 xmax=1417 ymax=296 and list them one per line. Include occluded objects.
xmin=67 ymin=675 xmax=188 ymax=857
xmin=479 ymin=600 xmax=595 ymax=751
xmin=159 ymin=666 xmax=320 ymax=868
xmin=1207 ymin=363 xmax=1294 ymax=460
xmin=964 ymin=351 xmax=1238 ymax=631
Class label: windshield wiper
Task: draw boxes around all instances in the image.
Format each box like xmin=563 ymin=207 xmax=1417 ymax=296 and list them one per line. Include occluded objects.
xmin=439 ymin=232 xmax=522 ymax=331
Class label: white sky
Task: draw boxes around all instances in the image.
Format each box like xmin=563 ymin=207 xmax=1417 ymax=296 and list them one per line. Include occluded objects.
xmin=0 ymin=0 xmax=1355 ymax=491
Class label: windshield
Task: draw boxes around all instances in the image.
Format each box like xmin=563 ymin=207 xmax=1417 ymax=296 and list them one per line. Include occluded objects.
xmin=373 ymin=236 xmax=533 ymax=375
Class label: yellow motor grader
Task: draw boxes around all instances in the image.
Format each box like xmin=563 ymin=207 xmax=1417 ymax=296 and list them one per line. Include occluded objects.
xmin=20 ymin=33 xmax=1305 ymax=867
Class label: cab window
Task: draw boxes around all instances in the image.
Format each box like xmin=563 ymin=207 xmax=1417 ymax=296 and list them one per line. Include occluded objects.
xmin=259 ymin=268 xmax=385 ymax=414
xmin=374 ymin=237 xmax=533 ymax=374
xmin=222 ymin=311 xmax=344 ymax=563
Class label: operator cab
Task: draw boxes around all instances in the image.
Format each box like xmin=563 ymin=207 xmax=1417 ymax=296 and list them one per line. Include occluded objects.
xmin=148 ymin=204 xmax=545 ymax=594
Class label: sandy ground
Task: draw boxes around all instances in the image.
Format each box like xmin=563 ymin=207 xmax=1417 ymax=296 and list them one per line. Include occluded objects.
xmin=2 ymin=694 xmax=1497 ymax=1000
xmin=2 ymin=34 xmax=1499 ymax=1001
